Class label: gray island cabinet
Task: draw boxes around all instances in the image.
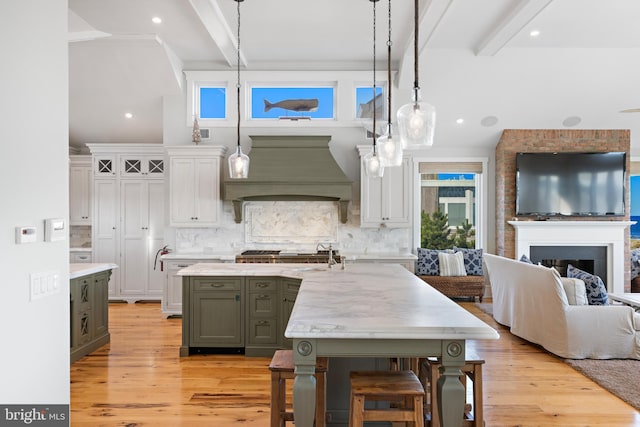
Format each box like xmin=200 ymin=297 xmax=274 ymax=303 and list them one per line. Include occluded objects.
xmin=180 ymin=271 xmax=301 ymax=357
xmin=70 ymin=263 xmax=117 ymax=363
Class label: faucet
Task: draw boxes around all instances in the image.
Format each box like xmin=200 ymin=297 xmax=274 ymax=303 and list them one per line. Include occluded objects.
xmin=317 ymin=243 xmax=338 ymax=268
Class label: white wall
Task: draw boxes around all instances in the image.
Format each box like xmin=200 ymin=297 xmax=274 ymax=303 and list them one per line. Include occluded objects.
xmin=0 ymin=0 xmax=69 ymax=404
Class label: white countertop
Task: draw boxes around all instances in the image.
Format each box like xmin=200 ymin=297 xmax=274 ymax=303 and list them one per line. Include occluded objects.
xmin=70 ymin=263 xmax=118 ymax=279
xmin=70 ymin=247 xmax=92 ymax=252
xmin=177 ymin=263 xmax=498 ymax=341
xmin=341 ymin=252 xmax=417 ymax=260
xmin=161 ymin=252 xmax=237 ymax=261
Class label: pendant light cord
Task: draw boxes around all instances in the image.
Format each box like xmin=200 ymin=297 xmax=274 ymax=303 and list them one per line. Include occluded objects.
xmin=236 ymin=0 xmax=241 ymax=154
xmin=413 ymin=0 xmax=420 ymax=97
xmin=387 ymin=0 xmax=392 ymax=127
xmin=372 ymin=0 xmax=377 ymax=154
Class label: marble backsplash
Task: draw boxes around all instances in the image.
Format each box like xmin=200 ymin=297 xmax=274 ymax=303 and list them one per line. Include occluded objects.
xmin=70 ymin=225 xmax=92 ymax=248
xmin=173 ymin=201 xmax=411 ymax=254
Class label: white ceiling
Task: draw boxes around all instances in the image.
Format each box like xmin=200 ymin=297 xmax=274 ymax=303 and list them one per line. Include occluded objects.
xmin=68 ymin=0 xmax=640 ymax=151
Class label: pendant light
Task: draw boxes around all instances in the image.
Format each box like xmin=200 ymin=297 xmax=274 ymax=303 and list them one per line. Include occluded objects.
xmin=397 ymin=0 xmax=436 ymax=149
xmin=377 ymin=0 xmax=403 ymax=167
xmin=363 ymin=0 xmax=384 ymax=178
xmin=228 ymin=0 xmax=250 ymax=179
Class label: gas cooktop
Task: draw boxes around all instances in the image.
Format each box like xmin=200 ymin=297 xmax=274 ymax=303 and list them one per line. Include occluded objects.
xmin=236 ymin=249 xmax=340 ymax=264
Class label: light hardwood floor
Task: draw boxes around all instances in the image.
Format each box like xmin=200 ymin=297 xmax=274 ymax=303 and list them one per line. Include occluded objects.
xmin=70 ymin=301 xmax=640 ymax=426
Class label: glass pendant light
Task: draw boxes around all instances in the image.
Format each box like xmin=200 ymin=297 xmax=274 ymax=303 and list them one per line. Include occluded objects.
xmin=228 ymin=0 xmax=250 ymax=179
xmin=363 ymin=0 xmax=384 ymax=178
xmin=397 ymin=0 xmax=436 ymax=149
xmin=377 ymin=0 xmax=402 ymax=167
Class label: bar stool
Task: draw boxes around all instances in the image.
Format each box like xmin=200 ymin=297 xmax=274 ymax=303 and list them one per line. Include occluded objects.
xmin=420 ymin=356 xmax=485 ymax=427
xmin=269 ymin=349 xmax=328 ymax=427
xmin=349 ymin=370 xmax=425 ymax=427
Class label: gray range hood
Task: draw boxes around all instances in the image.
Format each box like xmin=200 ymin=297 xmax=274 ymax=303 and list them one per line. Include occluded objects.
xmin=222 ymin=135 xmax=352 ymax=223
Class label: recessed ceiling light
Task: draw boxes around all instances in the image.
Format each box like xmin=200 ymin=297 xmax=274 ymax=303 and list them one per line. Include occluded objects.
xmin=562 ymin=116 xmax=581 ymax=127
xmin=456 ymin=118 xmax=464 ymax=124
xmin=480 ymin=116 xmax=498 ymax=127
xmin=152 ymin=17 xmax=162 ymax=24
xmin=529 ymin=29 xmax=540 ymax=37
xmin=124 ymin=113 xmax=133 ymax=119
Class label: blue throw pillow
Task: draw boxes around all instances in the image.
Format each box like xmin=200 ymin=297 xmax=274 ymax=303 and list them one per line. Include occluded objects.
xmin=631 ymin=249 xmax=640 ymax=280
xmin=566 ymin=264 xmax=609 ymax=306
xmin=519 ymin=254 xmax=533 ymax=264
xmin=416 ymin=248 xmax=450 ymax=275
xmin=453 ymin=247 xmax=483 ymax=276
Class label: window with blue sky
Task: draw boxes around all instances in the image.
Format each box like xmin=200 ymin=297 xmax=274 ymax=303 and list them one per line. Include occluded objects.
xmin=250 ymin=87 xmax=334 ymax=119
xmin=631 ymin=175 xmax=640 ymax=238
xmin=198 ymin=86 xmax=226 ymax=119
xmin=355 ymin=86 xmax=384 ymax=120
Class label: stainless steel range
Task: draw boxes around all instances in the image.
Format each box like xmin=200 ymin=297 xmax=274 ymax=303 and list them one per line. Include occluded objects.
xmin=235 ymin=249 xmax=341 ymax=264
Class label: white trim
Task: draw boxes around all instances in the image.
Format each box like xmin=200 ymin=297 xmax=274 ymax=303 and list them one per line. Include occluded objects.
xmin=411 ymin=155 xmax=489 ymax=251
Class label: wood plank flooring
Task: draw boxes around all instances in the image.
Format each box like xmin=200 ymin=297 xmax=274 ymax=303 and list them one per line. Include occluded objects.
xmin=70 ymin=301 xmax=640 ymax=426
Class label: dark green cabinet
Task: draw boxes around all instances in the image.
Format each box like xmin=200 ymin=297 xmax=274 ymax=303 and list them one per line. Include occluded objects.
xmin=190 ymin=278 xmax=244 ymax=347
xmin=180 ymin=276 xmax=301 ymax=357
xmin=70 ymin=270 xmax=111 ymax=363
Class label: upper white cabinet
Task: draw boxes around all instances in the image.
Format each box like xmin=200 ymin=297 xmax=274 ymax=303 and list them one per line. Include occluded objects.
xmin=120 ymin=155 xmax=164 ymax=178
xmin=69 ymin=155 xmax=92 ymax=225
xmin=357 ymin=146 xmax=412 ymax=228
xmin=166 ymin=146 xmax=226 ymax=227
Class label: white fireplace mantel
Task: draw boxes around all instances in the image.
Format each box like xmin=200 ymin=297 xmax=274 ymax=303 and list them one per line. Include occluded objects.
xmin=508 ymin=220 xmax=634 ymax=294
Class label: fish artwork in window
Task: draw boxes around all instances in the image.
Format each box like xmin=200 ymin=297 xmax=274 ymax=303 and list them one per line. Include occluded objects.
xmin=264 ymin=98 xmax=319 ymax=113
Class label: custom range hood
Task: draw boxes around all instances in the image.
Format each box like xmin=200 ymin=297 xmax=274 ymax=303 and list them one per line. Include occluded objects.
xmin=222 ymin=135 xmax=352 ymax=223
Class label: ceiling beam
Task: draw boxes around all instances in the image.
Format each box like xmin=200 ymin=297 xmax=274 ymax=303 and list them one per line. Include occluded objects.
xmin=475 ymin=0 xmax=554 ymax=56
xmin=188 ymin=0 xmax=247 ymax=68
xmin=67 ymin=9 xmax=111 ymax=43
xmin=397 ymin=0 xmax=453 ymax=90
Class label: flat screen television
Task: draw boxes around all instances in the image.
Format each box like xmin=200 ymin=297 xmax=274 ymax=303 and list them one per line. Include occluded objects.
xmin=515 ymin=152 xmax=626 ymax=217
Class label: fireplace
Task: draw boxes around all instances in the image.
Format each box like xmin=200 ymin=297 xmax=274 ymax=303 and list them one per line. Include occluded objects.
xmin=509 ymin=220 xmax=633 ymax=293
xmin=529 ymin=245 xmax=607 ymax=287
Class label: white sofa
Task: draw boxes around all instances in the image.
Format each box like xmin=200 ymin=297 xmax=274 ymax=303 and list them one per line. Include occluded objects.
xmin=483 ymin=253 xmax=640 ymax=359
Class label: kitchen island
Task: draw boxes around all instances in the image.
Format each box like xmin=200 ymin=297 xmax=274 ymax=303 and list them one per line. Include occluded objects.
xmin=70 ymin=263 xmax=117 ymax=363
xmin=177 ymin=262 xmax=499 ymax=427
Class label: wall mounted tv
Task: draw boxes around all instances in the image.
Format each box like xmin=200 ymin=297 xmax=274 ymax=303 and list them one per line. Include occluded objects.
xmin=515 ymin=152 xmax=626 ymax=217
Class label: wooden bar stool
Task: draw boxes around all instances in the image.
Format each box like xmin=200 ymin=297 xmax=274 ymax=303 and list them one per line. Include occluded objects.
xmin=269 ymin=349 xmax=328 ymax=427
xmin=349 ymin=370 xmax=425 ymax=427
xmin=420 ymin=357 xmax=485 ymax=427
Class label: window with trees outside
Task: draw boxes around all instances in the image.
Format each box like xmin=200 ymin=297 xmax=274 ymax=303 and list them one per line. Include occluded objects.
xmin=419 ymin=162 xmax=484 ymax=250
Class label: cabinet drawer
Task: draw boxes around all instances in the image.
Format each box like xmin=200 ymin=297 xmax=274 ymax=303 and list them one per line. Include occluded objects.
xmin=247 ymin=277 xmax=278 ymax=292
xmin=282 ymin=278 xmax=301 ymax=293
xmin=192 ymin=277 xmax=242 ymax=291
xmin=247 ymin=318 xmax=278 ymax=345
xmin=248 ymin=292 xmax=277 ymax=317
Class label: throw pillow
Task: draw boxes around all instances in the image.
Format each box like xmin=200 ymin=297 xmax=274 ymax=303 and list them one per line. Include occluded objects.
xmin=416 ymin=248 xmax=450 ymax=275
xmin=453 ymin=247 xmax=483 ymax=276
xmin=566 ymin=264 xmax=609 ymax=306
xmin=631 ymin=249 xmax=640 ymax=280
xmin=519 ymin=254 xmax=533 ymax=264
xmin=560 ymin=277 xmax=588 ymax=305
xmin=438 ymin=251 xmax=467 ymax=277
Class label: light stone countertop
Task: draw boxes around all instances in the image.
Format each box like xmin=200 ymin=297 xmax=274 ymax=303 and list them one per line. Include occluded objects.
xmin=70 ymin=263 xmax=118 ymax=279
xmin=161 ymin=252 xmax=237 ymax=262
xmin=70 ymin=247 xmax=93 ymax=252
xmin=341 ymin=251 xmax=417 ymax=260
xmin=177 ymin=262 xmax=498 ymax=341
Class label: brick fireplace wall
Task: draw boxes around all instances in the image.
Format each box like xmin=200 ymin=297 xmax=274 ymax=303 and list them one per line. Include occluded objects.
xmin=495 ymin=129 xmax=631 ymax=287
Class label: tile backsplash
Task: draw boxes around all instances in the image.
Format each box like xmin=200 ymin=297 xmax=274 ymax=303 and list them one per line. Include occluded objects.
xmin=173 ymin=201 xmax=411 ymax=254
xmin=70 ymin=225 xmax=92 ymax=248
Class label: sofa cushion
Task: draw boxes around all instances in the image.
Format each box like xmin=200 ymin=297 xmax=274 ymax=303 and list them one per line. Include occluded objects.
xmin=631 ymin=249 xmax=640 ymax=280
xmin=453 ymin=247 xmax=483 ymax=275
xmin=560 ymin=277 xmax=588 ymax=305
xmin=566 ymin=264 xmax=609 ymax=306
xmin=438 ymin=251 xmax=467 ymax=276
xmin=416 ymin=248 xmax=451 ymax=275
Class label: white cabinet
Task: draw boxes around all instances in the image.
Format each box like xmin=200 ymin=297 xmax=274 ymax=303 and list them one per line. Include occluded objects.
xmin=93 ymin=179 xmax=119 ymax=296
xmin=166 ymin=146 xmax=226 ymax=227
xmin=357 ymin=146 xmax=412 ymax=228
xmin=119 ymin=180 xmax=165 ymax=301
xmin=88 ymin=144 xmax=166 ymax=302
xmin=120 ymin=155 xmax=164 ymax=178
xmin=70 ymin=251 xmax=92 ymax=263
xmin=69 ymin=156 xmax=92 ymax=225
